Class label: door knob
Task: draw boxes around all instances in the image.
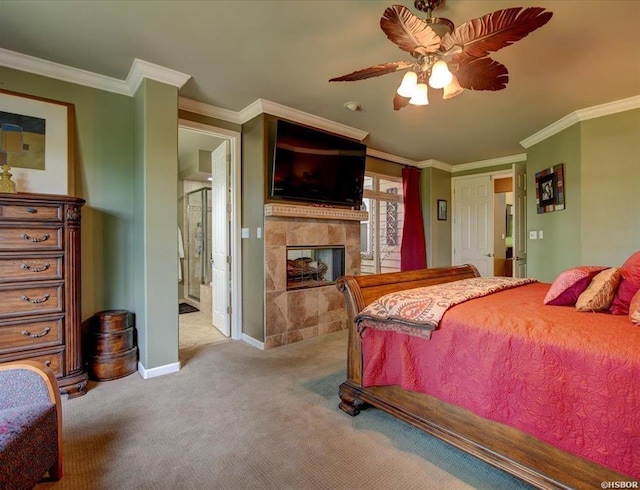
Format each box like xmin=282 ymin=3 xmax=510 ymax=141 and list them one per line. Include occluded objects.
xmin=484 ymin=253 xmax=493 ymax=257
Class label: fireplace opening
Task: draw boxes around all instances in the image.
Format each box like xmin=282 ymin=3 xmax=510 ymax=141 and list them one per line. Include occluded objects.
xmin=286 ymin=245 xmax=345 ymax=290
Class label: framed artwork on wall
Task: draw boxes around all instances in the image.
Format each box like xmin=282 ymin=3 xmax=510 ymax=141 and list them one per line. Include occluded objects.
xmin=0 ymin=89 xmax=76 ymax=196
xmin=437 ymin=199 xmax=447 ymax=221
xmin=535 ymin=164 xmax=564 ymax=214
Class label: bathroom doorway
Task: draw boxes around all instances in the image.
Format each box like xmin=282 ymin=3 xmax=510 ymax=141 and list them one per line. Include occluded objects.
xmin=177 ymin=119 xmax=243 ymax=344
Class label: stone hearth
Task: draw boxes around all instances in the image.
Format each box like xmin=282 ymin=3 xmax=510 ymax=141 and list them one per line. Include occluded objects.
xmin=264 ymin=204 xmax=365 ymax=348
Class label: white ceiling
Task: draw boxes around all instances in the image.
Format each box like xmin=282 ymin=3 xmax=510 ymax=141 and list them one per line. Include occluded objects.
xmin=1 ymin=0 xmax=638 ymax=165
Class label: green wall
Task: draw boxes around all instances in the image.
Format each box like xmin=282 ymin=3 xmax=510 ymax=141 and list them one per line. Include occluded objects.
xmin=0 ymin=67 xmax=182 ymax=371
xmin=0 ymin=66 xmax=135 ymax=318
xmin=527 ymin=109 xmax=639 ymax=282
xmin=4 ymin=64 xmax=636 ymax=357
xmin=580 ymin=109 xmax=640 ymax=266
xmin=133 ymin=79 xmax=180 ymax=369
xmin=421 ymin=167 xmax=452 ymax=268
xmin=241 ymin=115 xmax=266 ymax=342
xmin=526 ymin=125 xmax=582 ymax=281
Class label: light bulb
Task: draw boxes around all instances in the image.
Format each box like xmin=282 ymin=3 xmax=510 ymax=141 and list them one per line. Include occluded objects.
xmin=429 ymin=60 xmax=453 ymax=89
xmin=443 ymin=75 xmax=464 ymax=100
xmin=397 ymin=71 xmax=418 ymax=98
xmin=409 ymin=83 xmax=429 ymax=105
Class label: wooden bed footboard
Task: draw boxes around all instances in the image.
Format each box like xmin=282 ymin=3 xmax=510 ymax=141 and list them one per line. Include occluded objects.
xmin=336 ymin=265 xmax=630 ymax=490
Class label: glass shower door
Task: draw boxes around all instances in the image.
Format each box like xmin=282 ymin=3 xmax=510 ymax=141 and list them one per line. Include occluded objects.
xmin=186 ymin=188 xmax=212 ymax=301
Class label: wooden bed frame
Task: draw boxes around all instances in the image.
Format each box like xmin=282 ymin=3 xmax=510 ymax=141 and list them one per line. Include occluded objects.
xmin=336 ymin=265 xmax=630 ymax=490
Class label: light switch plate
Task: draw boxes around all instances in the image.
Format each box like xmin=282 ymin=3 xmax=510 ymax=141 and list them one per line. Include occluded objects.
xmin=538 ymin=230 xmax=544 ymax=239
xmin=529 ymin=231 xmax=537 ymax=240
xmin=241 ymin=227 xmax=250 ymax=239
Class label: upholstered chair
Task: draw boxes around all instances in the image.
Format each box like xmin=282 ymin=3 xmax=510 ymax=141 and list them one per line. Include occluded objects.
xmin=0 ymin=361 xmax=62 ymax=489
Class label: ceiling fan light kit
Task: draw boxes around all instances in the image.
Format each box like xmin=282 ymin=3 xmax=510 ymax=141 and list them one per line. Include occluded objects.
xmin=409 ymin=82 xmax=429 ymax=106
xmin=396 ymin=71 xmax=418 ymax=97
xmin=329 ymin=0 xmax=553 ymax=110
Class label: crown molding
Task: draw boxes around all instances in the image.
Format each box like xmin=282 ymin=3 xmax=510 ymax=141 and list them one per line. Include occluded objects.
xmin=251 ymin=99 xmax=369 ymax=141
xmin=179 ymin=97 xmax=369 ymax=142
xmin=126 ymin=59 xmax=190 ymax=94
xmin=178 ymin=96 xmax=243 ymax=124
xmin=416 ymin=159 xmax=453 ymax=172
xmin=0 ymin=48 xmax=190 ymax=96
xmin=520 ymin=95 xmax=640 ymax=149
xmin=4 ymin=47 xmax=637 ymax=162
xmin=452 ymin=154 xmax=527 ymax=173
xmin=0 ymin=47 xmax=130 ymax=95
xmin=366 ymin=148 xmax=418 ymax=167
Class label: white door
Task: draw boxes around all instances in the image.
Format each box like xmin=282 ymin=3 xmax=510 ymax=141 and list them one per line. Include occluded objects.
xmin=211 ymin=141 xmax=230 ymax=336
xmin=453 ymin=175 xmax=494 ymax=277
xmin=512 ymin=163 xmax=527 ymax=278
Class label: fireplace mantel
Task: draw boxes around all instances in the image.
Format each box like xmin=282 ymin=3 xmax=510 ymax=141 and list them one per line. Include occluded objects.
xmin=264 ymin=203 xmax=368 ymax=221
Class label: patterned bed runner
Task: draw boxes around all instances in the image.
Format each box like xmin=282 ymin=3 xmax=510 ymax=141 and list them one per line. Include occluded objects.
xmin=355 ymin=276 xmax=537 ymax=339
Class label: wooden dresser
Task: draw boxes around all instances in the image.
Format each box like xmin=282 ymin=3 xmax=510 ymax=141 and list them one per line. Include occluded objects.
xmin=0 ymin=192 xmax=87 ymax=397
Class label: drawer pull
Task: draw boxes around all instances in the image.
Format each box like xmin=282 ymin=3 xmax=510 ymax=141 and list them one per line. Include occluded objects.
xmin=21 ymin=262 xmax=50 ymax=273
xmin=26 ymin=207 xmax=37 ymax=214
xmin=21 ymin=327 xmax=51 ymax=338
xmin=44 ymin=360 xmax=51 ymax=367
xmin=21 ymin=233 xmax=50 ymax=243
xmin=21 ymin=293 xmax=50 ymax=304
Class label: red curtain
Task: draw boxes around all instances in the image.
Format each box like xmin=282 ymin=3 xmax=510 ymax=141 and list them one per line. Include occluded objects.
xmin=400 ymin=166 xmax=427 ymax=270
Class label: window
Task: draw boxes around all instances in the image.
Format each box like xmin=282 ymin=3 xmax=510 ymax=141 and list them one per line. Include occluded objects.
xmin=360 ymin=173 xmax=403 ymax=275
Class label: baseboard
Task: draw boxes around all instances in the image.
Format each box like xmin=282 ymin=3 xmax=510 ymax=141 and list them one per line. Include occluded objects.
xmin=242 ymin=334 xmax=264 ymax=350
xmin=138 ymin=361 xmax=181 ymax=379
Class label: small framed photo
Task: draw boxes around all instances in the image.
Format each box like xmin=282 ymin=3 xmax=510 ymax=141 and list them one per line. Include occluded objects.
xmin=535 ymin=164 xmax=565 ymax=214
xmin=537 ymin=172 xmax=557 ymax=207
xmin=437 ymin=199 xmax=447 ymax=221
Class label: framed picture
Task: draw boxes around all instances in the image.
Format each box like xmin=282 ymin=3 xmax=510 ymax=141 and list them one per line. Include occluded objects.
xmin=0 ymin=89 xmax=76 ymax=196
xmin=535 ymin=164 xmax=565 ymax=214
xmin=437 ymin=199 xmax=447 ymax=221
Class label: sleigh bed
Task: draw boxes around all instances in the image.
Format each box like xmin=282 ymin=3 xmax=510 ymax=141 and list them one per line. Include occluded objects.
xmin=336 ymin=264 xmax=638 ymax=489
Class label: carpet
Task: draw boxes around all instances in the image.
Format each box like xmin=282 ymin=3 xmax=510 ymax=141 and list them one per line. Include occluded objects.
xmin=179 ymin=302 xmax=199 ymax=314
xmin=36 ymin=330 xmax=535 ymax=490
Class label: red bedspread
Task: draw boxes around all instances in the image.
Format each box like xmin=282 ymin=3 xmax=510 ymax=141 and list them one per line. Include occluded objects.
xmin=362 ymin=282 xmax=640 ymax=478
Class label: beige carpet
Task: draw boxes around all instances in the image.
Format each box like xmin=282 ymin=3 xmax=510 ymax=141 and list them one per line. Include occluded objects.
xmin=35 ymin=330 xmax=532 ymax=490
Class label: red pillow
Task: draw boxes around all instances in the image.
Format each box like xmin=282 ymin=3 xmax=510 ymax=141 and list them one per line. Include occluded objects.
xmin=630 ymin=289 xmax=640 ymax=325
xmin=543 ymin=266 xmax=608 ymax=306
xmin=610 ymin=251 xmax=640 ymax=315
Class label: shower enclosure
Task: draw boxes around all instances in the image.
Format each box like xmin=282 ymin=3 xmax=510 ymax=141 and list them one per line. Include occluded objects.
xmin=185 ymin=187 xmax=212 ymax=302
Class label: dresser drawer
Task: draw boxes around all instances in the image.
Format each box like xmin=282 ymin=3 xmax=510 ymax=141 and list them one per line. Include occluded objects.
xmin=0 ymin=315 xmax=64 ymax=353
xmin=0 ymin=203 xmax=62 ymax=221
xmin=0 ymin=283 xmax=63 ymax=318
xmin=0 ymin=226 xmax=63 ymax=251
xmin=0 ymin=255 xmax=63 ymax=283
xmin=0 ymin=349 xmax=64 ymax=378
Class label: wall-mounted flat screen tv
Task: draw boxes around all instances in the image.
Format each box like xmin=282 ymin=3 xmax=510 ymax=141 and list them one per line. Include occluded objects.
xmin=270 ymin=120 xmax=367 ymax=207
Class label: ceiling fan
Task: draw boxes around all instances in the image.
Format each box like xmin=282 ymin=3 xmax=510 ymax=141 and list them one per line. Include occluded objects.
xmin=329 ymin=0 xmax=553 ymax=110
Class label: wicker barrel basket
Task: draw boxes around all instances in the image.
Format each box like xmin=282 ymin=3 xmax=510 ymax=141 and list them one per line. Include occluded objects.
xmin=86 ymin=310 xmax=137 ymax=381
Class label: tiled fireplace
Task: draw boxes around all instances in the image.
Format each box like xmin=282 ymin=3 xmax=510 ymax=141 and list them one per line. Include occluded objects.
xmin=264 ymin=203 xmax=367 ymax=348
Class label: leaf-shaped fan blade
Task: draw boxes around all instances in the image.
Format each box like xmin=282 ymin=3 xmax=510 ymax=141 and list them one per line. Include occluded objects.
xmin=380 ymin=5 xmax=441 ymax=56
xmin=329 ymin=61 xmax=413 ymax=82
xmin=441 ymin=7 xmax=552 ymax=58
xmin=393 ymin=93 xmax=411 ymax=111
xmin=455 ymin=56 xmax=509 ymax=91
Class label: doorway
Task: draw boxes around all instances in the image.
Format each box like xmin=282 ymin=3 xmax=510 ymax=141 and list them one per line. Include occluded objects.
xmin=178 ymin=120 xmax=242 ymax=345
xmin=452 ymin=164 xmax=526 ymax=278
